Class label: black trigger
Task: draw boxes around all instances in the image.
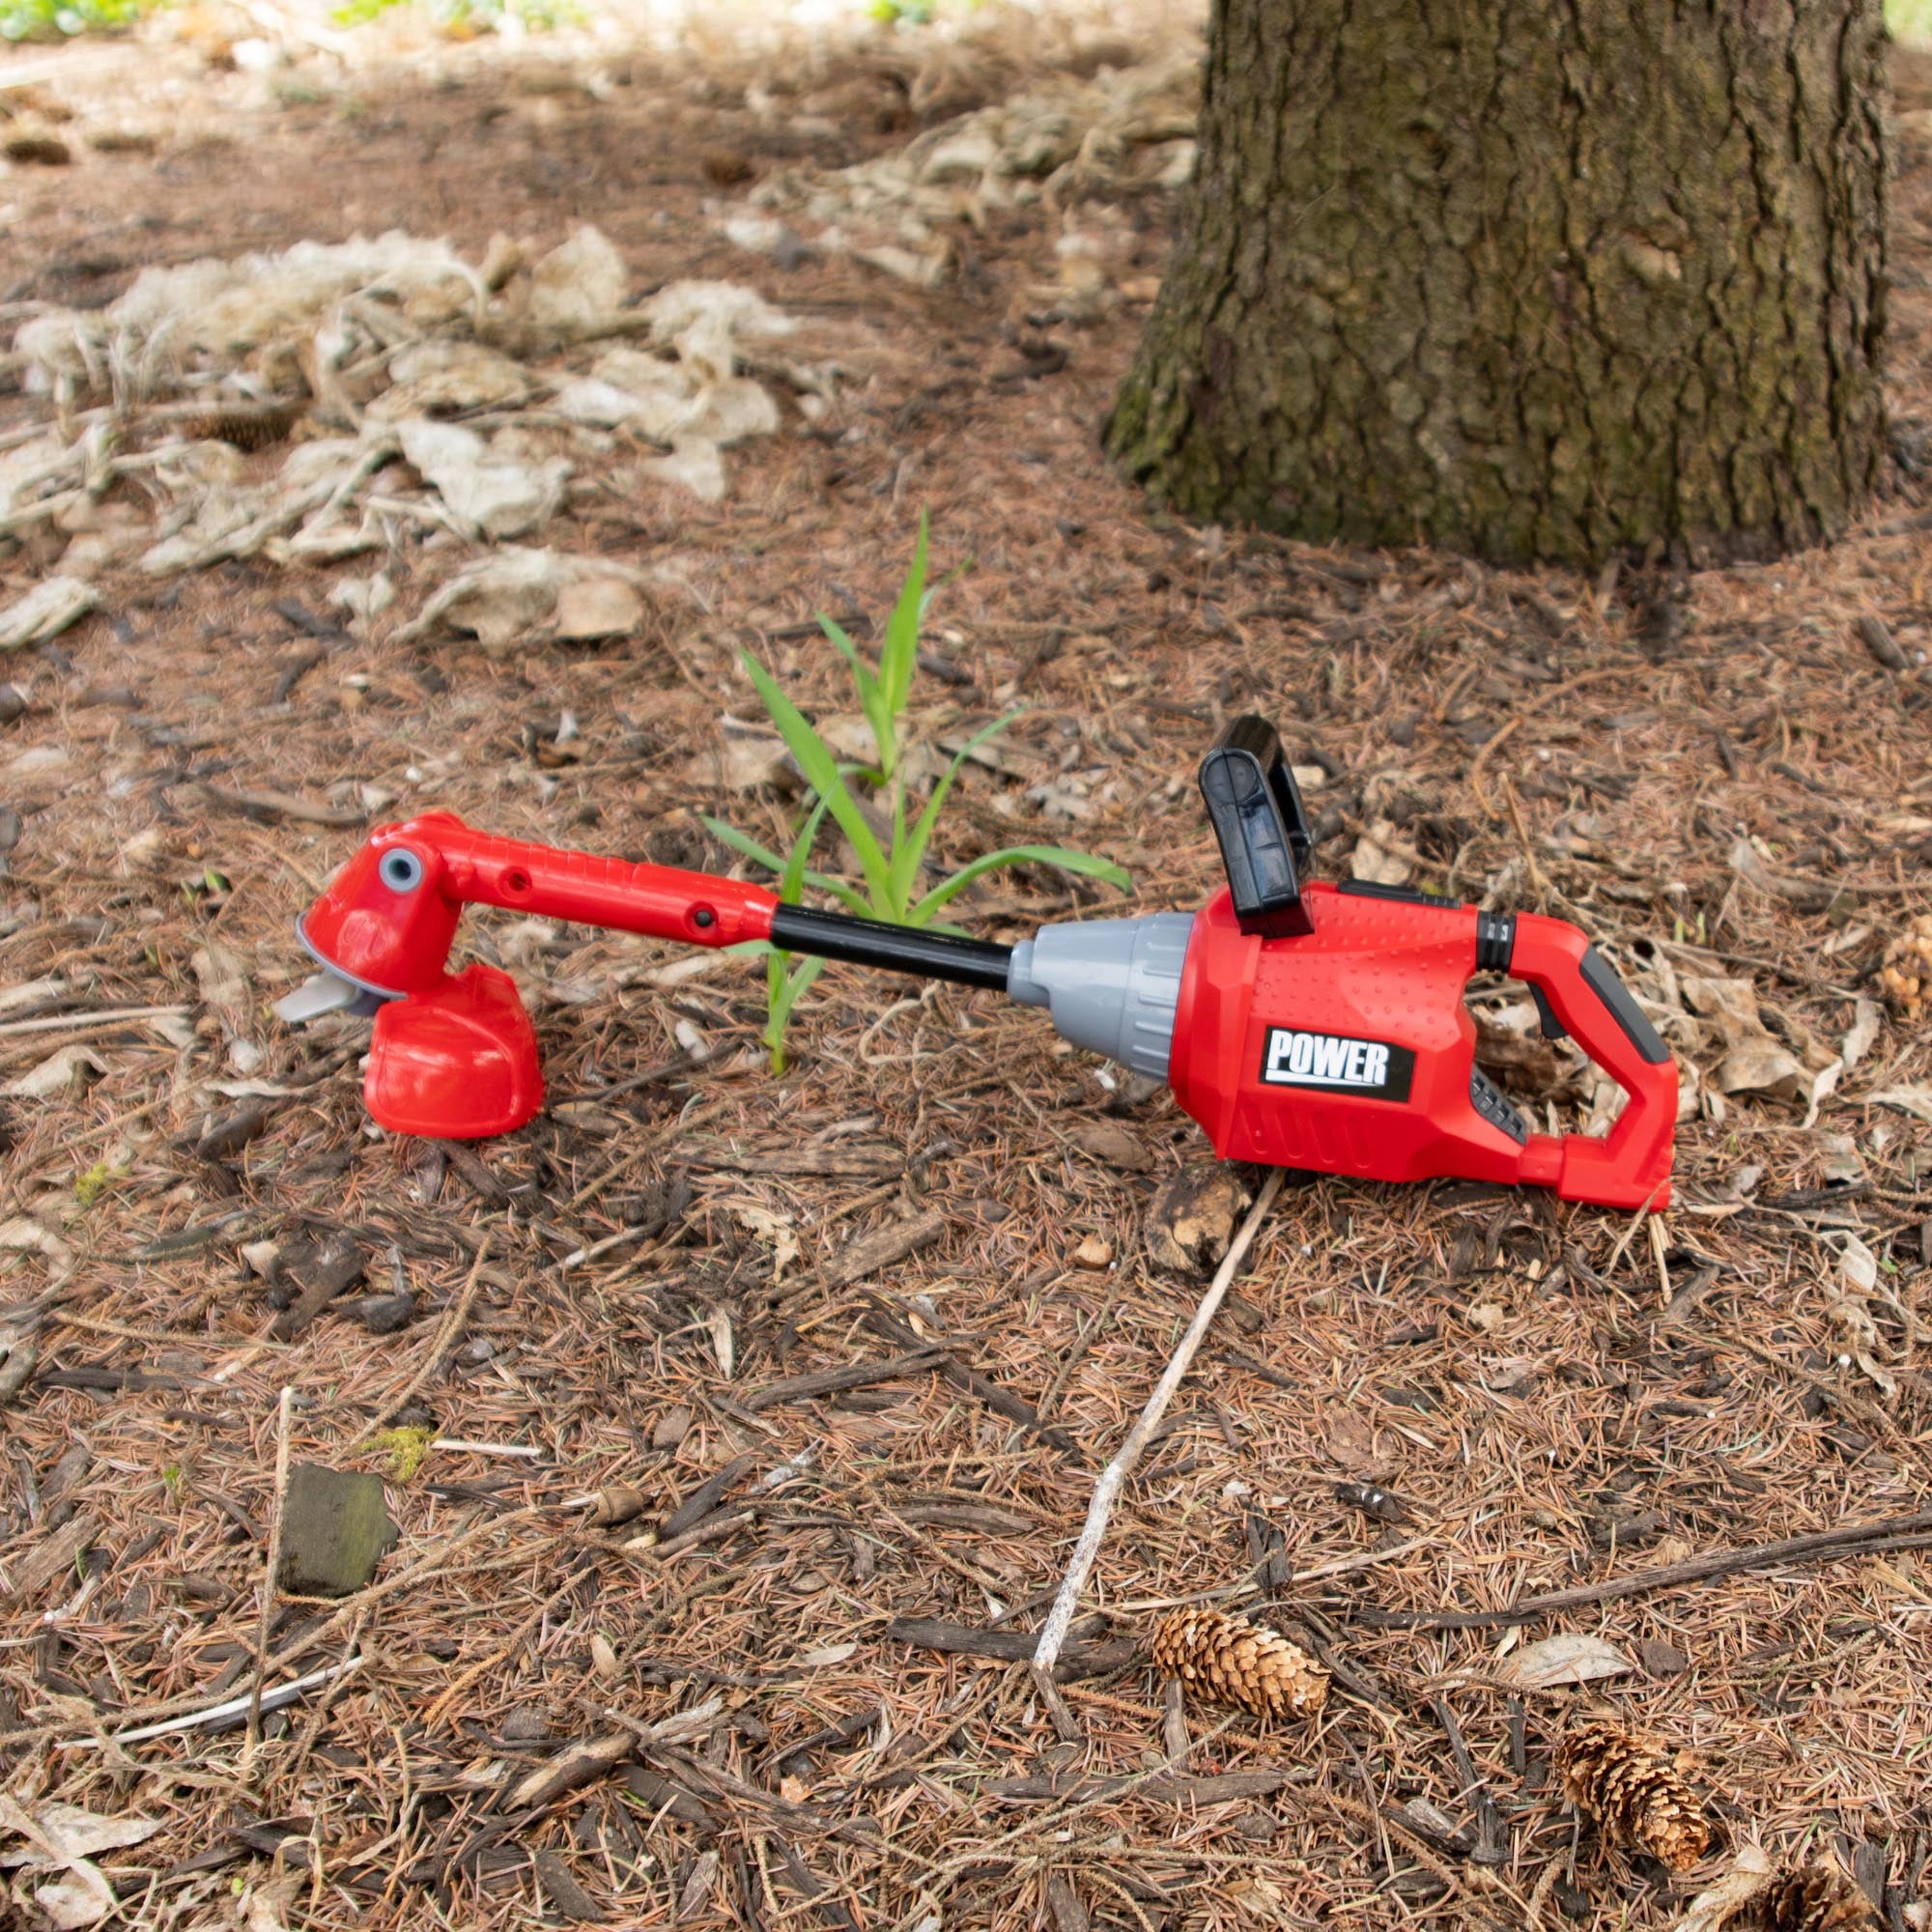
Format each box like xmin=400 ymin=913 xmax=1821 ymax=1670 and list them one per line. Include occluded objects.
xmin=1530 ymin=985 xmax=1568 ymax=1041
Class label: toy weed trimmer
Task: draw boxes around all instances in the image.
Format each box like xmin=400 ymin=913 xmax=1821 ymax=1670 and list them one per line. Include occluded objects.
xmin=275 ymin=716 xmax=1676 ymax=1208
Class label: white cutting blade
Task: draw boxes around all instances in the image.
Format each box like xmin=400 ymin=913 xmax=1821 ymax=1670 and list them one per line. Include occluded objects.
xmin=273 ymin=970 xmax=376 ymax=1024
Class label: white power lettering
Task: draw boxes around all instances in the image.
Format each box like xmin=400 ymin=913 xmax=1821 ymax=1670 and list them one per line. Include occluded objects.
xmin=1263 ymin=1029 xmax=1399 ymax=1093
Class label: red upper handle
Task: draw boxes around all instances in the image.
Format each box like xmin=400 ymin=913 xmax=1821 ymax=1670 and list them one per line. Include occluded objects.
xmin=1506 ymin=912 xmax=1676 ymax=1209
xmin=298 ymin=812 xmax=780 ymax=997
xmin=429 ymin=820 xmax=778 ymax=947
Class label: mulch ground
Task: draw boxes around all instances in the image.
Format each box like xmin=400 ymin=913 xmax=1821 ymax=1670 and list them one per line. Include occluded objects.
xmin=0 ymin=11 xmax=1929 ymax=1930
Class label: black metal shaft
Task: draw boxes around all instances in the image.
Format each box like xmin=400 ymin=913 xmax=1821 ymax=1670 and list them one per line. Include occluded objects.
xmin=769 ymin=904 xmax=1013 ymax=991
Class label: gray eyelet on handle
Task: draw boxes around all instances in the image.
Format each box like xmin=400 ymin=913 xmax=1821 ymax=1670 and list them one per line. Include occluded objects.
xmin=378 ymin=848 xmax=425 ymax=894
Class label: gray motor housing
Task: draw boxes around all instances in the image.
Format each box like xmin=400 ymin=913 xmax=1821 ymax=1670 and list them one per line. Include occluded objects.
xmin=1006 ymin=912 xmax=1196 ymax=1083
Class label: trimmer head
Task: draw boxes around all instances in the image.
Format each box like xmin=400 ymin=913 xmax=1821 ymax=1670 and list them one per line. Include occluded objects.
xmin=271 ymin=816 xmax=544 ymax=1139
xmin=364 ymin=965 xmax=542 ymax=1140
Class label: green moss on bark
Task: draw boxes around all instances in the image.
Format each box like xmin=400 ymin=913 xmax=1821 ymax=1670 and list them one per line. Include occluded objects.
xmin=1108 ymin=0 xmax=1889 ymax=566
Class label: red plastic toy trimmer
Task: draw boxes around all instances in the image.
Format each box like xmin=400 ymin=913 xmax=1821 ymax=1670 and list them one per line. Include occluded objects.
xmin=275 ymin=716 xmax=1676 ymax=1209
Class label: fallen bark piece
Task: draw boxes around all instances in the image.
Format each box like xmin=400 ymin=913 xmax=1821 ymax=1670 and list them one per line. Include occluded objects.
xmin=503 ymin=1732 xmax=635 ymax=1811
xmin=187 ymin=783 xmax=363 ymax=828
xmin=278 ymin=1464 xmax=397 ymax=1596
xmin=532 ymin=1849 xmax=608 ymax=1922
xmin=823 ymin=1208 xmax=947 ymax=1289
xmin=3 ymin=1513 xmax=93 ymax=1601
xmin=1358 ymin=1506 xmax=1932 ymax=1629
xmin=1145 ymin=1163 xmax=1252 ymax=1273
xmin=887 ymin=1615 xmax=1136 ymax=1681
xmin=0 ymin=1319 xmax=39 ymax=1407
xmin=860 ymin=1302 xmax=1077 ymax=1454
xmin=270 ymin=1237 xmax=366 ymax=1342
xmin=659 ymin=1454 xmax=756 ymax=1539
xmin=1855 ymin=613 xmax=1909 ymax=671
xmin=621 ymin=1764 xmax=716 ymax=1830
xmin=0 ymin=577 xmax=97 ymax=653
xmin=745 ymin=1347 xmax=946 ymax=1410
xmin=987 ymin=1767 xmax=1295 ymax=1805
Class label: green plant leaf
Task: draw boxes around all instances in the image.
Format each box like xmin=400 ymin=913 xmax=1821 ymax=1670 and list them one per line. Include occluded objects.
xmin=802 ymin=870 xmax=876 ymax=919
xmin=699 ymin=815 xmax=789 ymax=876
xmin=878 ymin=509 xmax=928 ymax=725
xmin=819 ymin=615 xmax=895 ymax=778
xmin=765 ymin=953 xmax=828 ymax=1071
xmin=911 ymin=845 xmax=1132 ymax=924
xmin=890 ymin=711 xmax=1018 ymax=910
xmin=739 ymin=651 xmax=893 ymax=906
xmin=778 ymin=797 xmax=833 ymax=903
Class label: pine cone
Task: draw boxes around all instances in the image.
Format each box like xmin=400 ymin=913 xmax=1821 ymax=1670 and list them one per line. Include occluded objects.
xmin=1744 ymin=1863 xmax=1880 ymax=1932
xmin=180 ymin=405 xmax=300 ymax=453
xmin=1150 ymin=1607 xmax=1328 ymax=1719
xmin=1879 ymin=911 xmax=1932 ymax=1024
xmin=1554 ymin=1719 xmax=1710 ymax=1872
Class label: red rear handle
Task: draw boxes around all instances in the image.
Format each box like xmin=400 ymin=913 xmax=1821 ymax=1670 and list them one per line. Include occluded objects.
xmin=1506 ymin=913 xmax=1676 ymax=1209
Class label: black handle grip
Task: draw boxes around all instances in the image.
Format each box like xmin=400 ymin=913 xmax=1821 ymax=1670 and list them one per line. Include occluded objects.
xmin=1197 ymin=714 xmax=1316 ymax=936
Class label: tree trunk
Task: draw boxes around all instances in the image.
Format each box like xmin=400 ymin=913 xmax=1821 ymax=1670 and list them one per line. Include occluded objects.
xmin=1106 ymin=0 xmax=1889 ymax=567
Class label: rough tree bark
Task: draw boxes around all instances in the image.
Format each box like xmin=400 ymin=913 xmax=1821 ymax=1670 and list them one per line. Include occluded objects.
xmin=1106 ymin=0 xmax=1889 ymax=566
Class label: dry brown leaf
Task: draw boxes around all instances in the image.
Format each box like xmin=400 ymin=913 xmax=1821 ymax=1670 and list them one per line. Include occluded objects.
xmin=1713 ymin=1040 xmax=1804 ymax=1099
xmin=0 ymin=1216 xmax=76 ymax=1282
xmin=1066 ymin=1118 xmax=1151 ymax=1172
xmin=1495 ymin=1632 xmax=1634 ymax=1689
xmin=1350 ymin=817 xmax=1412 ymax=886
xmin=3 ymin=1044 xmax=106 ymax=1099
xmin=553 ymin=575 xmax=643 ymax=641
xmin=1673 ymin=1845 xmax=1773 ymax=1932
xmin=1322 ymin=1408 xmax=1378 ymax=1473
xmin=0 ymin=578 xmax=97 ymax=653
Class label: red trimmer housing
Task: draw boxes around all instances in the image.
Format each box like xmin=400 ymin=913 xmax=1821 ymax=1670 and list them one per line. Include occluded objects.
xmin=277 ymin=720 xmax=1677 ymax=1210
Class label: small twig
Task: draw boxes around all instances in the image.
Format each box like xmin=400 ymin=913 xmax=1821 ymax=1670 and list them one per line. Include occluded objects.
xmin=64 ymin=1660 xmax=364 ymax=1750
xmin=1360 ymin=1508 xmax=1932 ymax=1630
xmin=245 ymin=1386 xmax=297 ymax=1759
xmin=1032 ymin=1168 xmax=1284 ymax=1675
xmin=0 ymin=1005 xmax=192 ymax=1040
xmin=355 ymin=1236 xmax=492 ymax=1446
xmin=1432 ymin=1693 xmax=1507 ymax=1864
xmin=1029 ymin=1662 xmax=1083 ymax=1742
xmin=1499 ymin=777 xmax=1548 ymax=903
xmin=1467 ymin=665 xmax=1635 ymax=817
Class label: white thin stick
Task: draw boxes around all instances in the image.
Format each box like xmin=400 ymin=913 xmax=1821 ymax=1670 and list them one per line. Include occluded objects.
xmin=0 ymin=1005 xmax=192 ymax=1040
xmin=63 ymin=1659 xmax=363 ymax=1749
xmin=246 ymin=1385 xmax=297 ymax=1756
xmin=1032 ymin=1168 xmax=1285 ymax=1675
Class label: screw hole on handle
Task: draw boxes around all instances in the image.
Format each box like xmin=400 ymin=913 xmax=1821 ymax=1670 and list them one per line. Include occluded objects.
xmin=502 ymin=867 xmax=532 ymax=897
xmin=692 ymin=906 xmax=716 ymax=931
xmin=378 ymin=848 xmax=425 ymax=894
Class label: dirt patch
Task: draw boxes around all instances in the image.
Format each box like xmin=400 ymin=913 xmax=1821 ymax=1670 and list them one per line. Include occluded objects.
xmin=0 ymin=15 xmax=1928 ymax=1932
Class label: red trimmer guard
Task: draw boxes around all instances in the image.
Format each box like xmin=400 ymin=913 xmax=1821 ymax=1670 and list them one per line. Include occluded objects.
xmin=365 ymin=965 xmax=543 ymax=1140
